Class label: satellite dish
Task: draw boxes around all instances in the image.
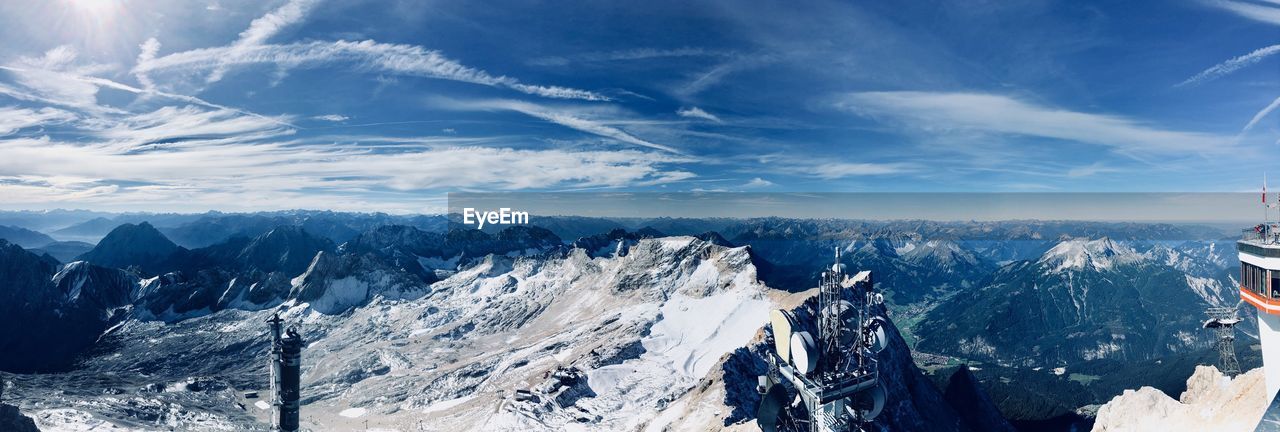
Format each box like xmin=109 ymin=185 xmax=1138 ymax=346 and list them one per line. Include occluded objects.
xmin=769 ymin=310 xmax=795 ymax=363
xmin=832 ymin=262 xmax=846 ymax=274
xmin=822 ymin=300 xmax=859 ymax=346
xmin=790 ymin=331 xmax=818 ymax=374
xmin=864 ymin=317 xmax=888 ymax=354
xmin=755 ymin=384 xmax=788 ymax=432
xmin=846 ymin=382 xmax=887 ymax=421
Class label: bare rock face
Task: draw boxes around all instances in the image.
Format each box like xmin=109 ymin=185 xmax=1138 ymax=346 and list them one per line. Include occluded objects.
xmin=0 ymin=241 xmax=135 ymax=372
xmin=944 ymin=365 xmax=1018 ymax=432
xmin=1093 ymin=366 xmax=1267 ymax=432
xmin=0 ymin=404 xmax=40 ymax=432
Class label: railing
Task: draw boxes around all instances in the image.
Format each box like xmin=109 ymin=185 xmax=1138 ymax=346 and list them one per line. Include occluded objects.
xmin=1243 ymin=226 xmax=1280 ymax=245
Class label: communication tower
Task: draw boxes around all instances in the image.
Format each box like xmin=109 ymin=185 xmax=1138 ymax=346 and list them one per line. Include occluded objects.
xmin=756 ymin=249 xmax=888 ymax=432
xmin=268 ymin=313 xmax=303 ymax=432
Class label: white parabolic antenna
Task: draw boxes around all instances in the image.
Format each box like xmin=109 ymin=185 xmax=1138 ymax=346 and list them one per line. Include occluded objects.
xmin=769 ymin=309 xmax=795 ymax=363
xmin=865 ymin=317 xmax=888 ymax=354
xmin=823 ymin=300 xmax=859 ymax=346
xmin=790 ymin=331 xmax=818 ymax=374
xmin=847 ymin=382 xmax=887 ymax=421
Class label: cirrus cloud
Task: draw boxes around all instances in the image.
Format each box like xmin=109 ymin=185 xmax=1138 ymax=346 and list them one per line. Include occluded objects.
xmin=136 ymin=40 xmax=610 ymax=101
xmin=676 ymin=106 xmax=722 ymax=123
xmin=836 ymin=91 xmax=1230 ymax=155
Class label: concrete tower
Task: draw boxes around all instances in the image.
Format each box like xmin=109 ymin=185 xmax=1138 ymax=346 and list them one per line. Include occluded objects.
xmin=1239 ymin=221 xmax=1280 ymax=398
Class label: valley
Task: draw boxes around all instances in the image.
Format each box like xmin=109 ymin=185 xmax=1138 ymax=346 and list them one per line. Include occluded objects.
xmin=0 ymin=211 xmax=1250 ymax=431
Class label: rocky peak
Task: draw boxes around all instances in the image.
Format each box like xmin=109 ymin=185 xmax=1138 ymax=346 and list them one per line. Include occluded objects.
xmin=76 ymin=222 xmax=182 ymax=275
xmin=1037 ymin=237 xmax=1142 ymax=272
xmin=0 ymin=239 xmax=60 ymax=305
xmin=236 ymin=225 xmax=334 ymax=274
xmin=50 ymin=261 xmax=137 ymax=310
xmin=899 ymin=239 xmax=981 ymax=268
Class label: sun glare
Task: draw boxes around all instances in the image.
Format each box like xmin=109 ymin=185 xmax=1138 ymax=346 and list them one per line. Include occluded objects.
xmin=66 ymin=0 xmax=119 ymax=16
xmin=48 ymin=0 xmax=139 ymax=56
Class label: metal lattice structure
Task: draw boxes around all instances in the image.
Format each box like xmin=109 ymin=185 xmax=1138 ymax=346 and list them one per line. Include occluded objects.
xmin=1204 ymin=306 xmax=1242 ymax=377
xmin=268 ymin=313 xmax=304 ymax=432
xmin=756 ymin=249 xmax=888 ymax=432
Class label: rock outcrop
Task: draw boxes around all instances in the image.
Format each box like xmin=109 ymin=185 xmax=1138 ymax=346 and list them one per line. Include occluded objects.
xmin=1093 ymin=366 xmax=1267 ymax=432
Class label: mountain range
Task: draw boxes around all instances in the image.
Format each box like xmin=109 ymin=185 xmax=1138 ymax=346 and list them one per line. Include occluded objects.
xmin=915 ymin=237 xmax=1236 ymax=368
xmin=0 ymin=212 xmax=1245 ymax=431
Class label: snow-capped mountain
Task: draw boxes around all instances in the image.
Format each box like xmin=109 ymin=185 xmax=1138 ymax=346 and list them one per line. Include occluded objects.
xmin=3 ymin=231 xmax=1011 ymax=431
xmin=896 ymin=238 xmax=986 ymax=273
xmin=1146 ymin=240 xmax=1237 ymax=281
xmin=1037 ymin=237 xmax=1144 ymax=273
xmin=836 ymin=236 xmax=994 ymax=306
xmin=0 ymin=216 xmax=1243 ymax=430
xmin=915 ymin=237 xmax=1239 ymax=367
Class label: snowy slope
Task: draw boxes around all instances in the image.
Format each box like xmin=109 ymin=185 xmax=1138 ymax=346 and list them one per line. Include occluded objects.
xmin=6 ymin=237 xmax=778 ymax=431
xmin=1038 ymin=237 xmax=1143 ymax=273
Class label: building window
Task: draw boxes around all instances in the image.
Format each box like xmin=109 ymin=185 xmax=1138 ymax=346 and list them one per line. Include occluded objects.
xmin=1243 ymin=262 xmax=1270 ymax=297
xmin=1273 ymin=271 xmax=1279 ymax=300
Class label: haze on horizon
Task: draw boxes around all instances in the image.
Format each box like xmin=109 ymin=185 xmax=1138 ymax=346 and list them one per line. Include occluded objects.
xmin=0 ymin=191 xmax=1266 ymax=224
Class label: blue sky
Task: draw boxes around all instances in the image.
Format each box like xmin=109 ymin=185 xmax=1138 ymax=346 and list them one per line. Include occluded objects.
xmin=0 ymin=0 xmax=1276 ymax=213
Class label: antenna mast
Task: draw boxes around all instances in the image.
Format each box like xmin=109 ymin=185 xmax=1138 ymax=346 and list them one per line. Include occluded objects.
xmin=757 ymin=248 xmax=888 ymax=432
xmin=268 ymin=313 xmax=304 ymax=432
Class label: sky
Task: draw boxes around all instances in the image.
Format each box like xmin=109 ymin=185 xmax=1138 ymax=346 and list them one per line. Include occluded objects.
xmin=0 ymin=0 xmax=1276 ymax=214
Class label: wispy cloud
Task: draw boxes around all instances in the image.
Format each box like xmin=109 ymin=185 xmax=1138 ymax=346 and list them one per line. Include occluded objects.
xmin=530 ymin=47 xmax=733 ymax=66
xmin=751 ymin=152 xmax=913 ymax=180
xmin=1177 ymin=44 xmax=1280 ymax=87
xmin=677 ymin=56 xmax=766 ymax=98
xmin=134 ymin=38 xmax=162 ymax=91
xmin=676 ymin=106 xmax=722 ymax=123
xmin=0 ymin=106 xmax=76 ymax=135
xmin=312 ymin=114 xmax=348 ymax=122
xmin=210 ymin=0 xmax=319 ymax=83
xmin=3 ymin=46 xmax=118 ymax=112
xmin=137 ymin=40 xmax=610 ymax=101
xmin=2 ymin=45 xmax=294 ymax=130
xmin=1243 ymin=94 xmax=1280 ymax=133
xmin=96 ymin=106 xmax=294 ymax=149
xmin=743 ymin=177 xmax=774 ymax=187
xmin=441 ymin=98 xmax=682 ymax=153
xmin=810 ymin=162 xmax=910 ymax=179
xmin=0 ymin=134 xmax=695 ymax=212
xmin=1202 ymin=0 xmax=1280 ymax=25
xmin=1066 ymin=162 xmax=1120 ymax=178
xmin=836 ymin=91 xmax=1231 ymax=155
